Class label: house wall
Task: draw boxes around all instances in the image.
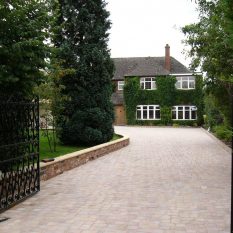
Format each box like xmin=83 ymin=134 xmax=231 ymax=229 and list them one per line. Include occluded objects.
xmin=112 ymin=80 xmax=126 ymax=125
xmin=123 ymin=75 xmax=204 ymax=126
xmin=112 ymin=80 xmax=123 ymax=93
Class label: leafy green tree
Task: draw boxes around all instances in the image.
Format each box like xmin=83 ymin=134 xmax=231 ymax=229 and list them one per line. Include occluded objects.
xmin=182 ymin=0 xmax=233 ymax=127
xmin=0 ymin=0 xmax=53 ymax=97
xmin=57 ymin=0 xmax=115 ymax=146
xmin=204 ymin=94 xmax=224 ymax=128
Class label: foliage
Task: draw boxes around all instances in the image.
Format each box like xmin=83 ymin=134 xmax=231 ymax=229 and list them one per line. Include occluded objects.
xmin=0 ymin=0 xmax=54 ymax=98
xmin=40 ymin=130 xmax=122 ymax=160
xmin=213 ymin=125 xmax=233 ymax=142
xmin=172 ymin=120 xmax=197 ymax=127
xmin=204 ymin=94 xmax=224 ymax=129
xmin=204 ymin=92 xmax=231 ymax=143
xmin=160 ymin=107 xmax=172 ymax=125
xmin=123 ymin=77 xmax=140 ymax=125
xmin=182 ymin=0 xmax=233 ymax=128
xmin=124 ymin=76 xmax=203 ymax=126
xmin=34 ymin=60 xmax=75 ymax=152
xmin=40 ymin=130 xmax=86 ymax=161
xmin=176 ymin=75 xmax=204 ymax=125
xmin=56 ymin=0 xmax=114 ymax=146
xmin=156 ymin=77 xmax=176 ymax=106
xmin=111 ymin=134 xmax=123 ymax=141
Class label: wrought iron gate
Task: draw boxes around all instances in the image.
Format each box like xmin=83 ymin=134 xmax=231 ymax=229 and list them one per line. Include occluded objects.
xmin=0 ymin=98 xmax=40 ymax=212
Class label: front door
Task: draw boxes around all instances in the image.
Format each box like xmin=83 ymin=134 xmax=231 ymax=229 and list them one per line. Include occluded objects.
xmin=114 ymin=105 xmax=126 ymax=125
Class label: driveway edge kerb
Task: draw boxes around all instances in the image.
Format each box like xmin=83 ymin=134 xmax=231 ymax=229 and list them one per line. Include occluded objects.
xmin=200 ymin=127 xmax=231 ymax=153
xmin=120 ymin=125 xmax=199 ymax=129
xmin=40 ymin=134 xmax=130 ymax=181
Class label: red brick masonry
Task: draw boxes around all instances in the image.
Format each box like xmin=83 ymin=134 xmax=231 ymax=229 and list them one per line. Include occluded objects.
xmin=40 ymin=135 xmax=130 ymax=181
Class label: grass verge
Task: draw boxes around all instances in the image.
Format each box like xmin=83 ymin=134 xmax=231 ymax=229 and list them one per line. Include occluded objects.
xmin=40 ymin=131 xmax=122 ymax=161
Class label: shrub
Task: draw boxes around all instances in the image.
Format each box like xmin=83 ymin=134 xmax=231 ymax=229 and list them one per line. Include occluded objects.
xmin=213 ymin=125 xmax=232 ymax=142
xmin=204 ymin=94 xmax=224 ymax=129
xmin=171 ymin=120 xmax=196 ymax=126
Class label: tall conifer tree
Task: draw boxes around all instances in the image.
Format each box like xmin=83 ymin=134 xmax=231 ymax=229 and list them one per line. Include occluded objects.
xmin=57 ymin=0 xmax=114 ymax=146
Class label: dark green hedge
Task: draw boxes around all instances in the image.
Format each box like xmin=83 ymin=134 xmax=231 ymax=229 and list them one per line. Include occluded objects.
xmin=123 ymin=75 xmax=203 ymax=126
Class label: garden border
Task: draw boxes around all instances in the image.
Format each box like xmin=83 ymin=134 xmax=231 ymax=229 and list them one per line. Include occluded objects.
xmin=200 ymin=127 xmax=231 ymax=153
xmin=40 ymin=135 xmax=129 ymax=181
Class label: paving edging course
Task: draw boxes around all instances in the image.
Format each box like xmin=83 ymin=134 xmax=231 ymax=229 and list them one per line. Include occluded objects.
xmin=40 ymin=135 xmax=129 ymax=181
xmin=200 ymin=127 xmax=231 ymax=153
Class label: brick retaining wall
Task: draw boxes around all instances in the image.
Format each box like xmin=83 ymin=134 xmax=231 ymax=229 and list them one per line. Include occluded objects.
xmin=40 ymin=135 xmax=129 ymax=181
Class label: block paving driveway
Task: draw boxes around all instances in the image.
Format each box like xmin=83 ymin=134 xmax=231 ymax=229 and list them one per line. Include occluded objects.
xmin=0 ymin=127 xmax=231 ymax=233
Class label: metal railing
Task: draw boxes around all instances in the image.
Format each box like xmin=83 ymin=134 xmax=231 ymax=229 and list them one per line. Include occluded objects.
xmin=0 ymin=98 xmax=40 ymax=212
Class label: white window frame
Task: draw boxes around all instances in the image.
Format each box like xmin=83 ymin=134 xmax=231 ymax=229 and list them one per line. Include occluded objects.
xmin=136 ymin=105 xmax=160 ymax=120
xmin=175 ymin=76 xmax=195 ymax=90
xmin=118 ymin=81 xmax=125 ymax=90
xmin=172 ymin=105 xmax=197 ymax=120
xmin=140 ymin=77 xmax=156 ymax=90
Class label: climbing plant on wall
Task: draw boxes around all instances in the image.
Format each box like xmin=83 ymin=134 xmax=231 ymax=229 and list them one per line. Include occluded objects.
xmin=123 ymin=76 xmax=203 ymax=126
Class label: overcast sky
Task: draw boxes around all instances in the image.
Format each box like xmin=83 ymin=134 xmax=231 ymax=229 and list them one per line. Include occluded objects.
xmin=106 ymin=0 xmax=199 ymax=68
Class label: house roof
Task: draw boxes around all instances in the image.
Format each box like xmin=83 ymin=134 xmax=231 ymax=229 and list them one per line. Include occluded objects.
xmin=112 ymin=56 xmax=191 ymax=80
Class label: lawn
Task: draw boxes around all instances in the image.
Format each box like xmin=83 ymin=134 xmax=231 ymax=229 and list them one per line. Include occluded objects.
xmin=40 ymin=130 xmax=122 ymax=161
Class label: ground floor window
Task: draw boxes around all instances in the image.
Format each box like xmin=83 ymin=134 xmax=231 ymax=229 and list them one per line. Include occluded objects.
xmin=136 ymin=105 xmax=160 ymax=120
xmin=172 ymin=106 xmax=197 ymax=120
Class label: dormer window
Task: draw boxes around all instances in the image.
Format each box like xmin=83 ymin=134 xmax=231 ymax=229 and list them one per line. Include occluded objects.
xmin=140 ymin=77 xmax=156 ymax=90
xmin=118 ymin=81 xmax=124 ymax=90
xmin=175 ymin=76 xmax=195 ymax=89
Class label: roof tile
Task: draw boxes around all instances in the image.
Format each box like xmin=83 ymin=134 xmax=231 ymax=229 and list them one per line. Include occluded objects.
xmin=112 ymin=57 xmax=191 ymax=80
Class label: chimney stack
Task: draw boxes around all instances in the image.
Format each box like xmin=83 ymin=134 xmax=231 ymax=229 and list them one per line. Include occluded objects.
xmin=165 ymin=44 xmax=171 ymax=71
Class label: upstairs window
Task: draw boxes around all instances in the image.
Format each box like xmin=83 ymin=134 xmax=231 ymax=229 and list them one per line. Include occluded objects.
xmin=172 ymin=106 xmax=197 ymax=120
xmin=140 ymin=77 xmax=156 ymax=90
xmin=136 ymin=105 xmax=160 ymax=120
xmin=175 ymin=76 xmax=195 ymax=89
xmin=118 ymin=81 xmax=125 ymax=90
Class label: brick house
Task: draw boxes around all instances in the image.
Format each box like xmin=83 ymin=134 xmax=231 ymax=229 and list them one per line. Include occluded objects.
xmin=111 ymin=44 xmax=202 ymax=125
